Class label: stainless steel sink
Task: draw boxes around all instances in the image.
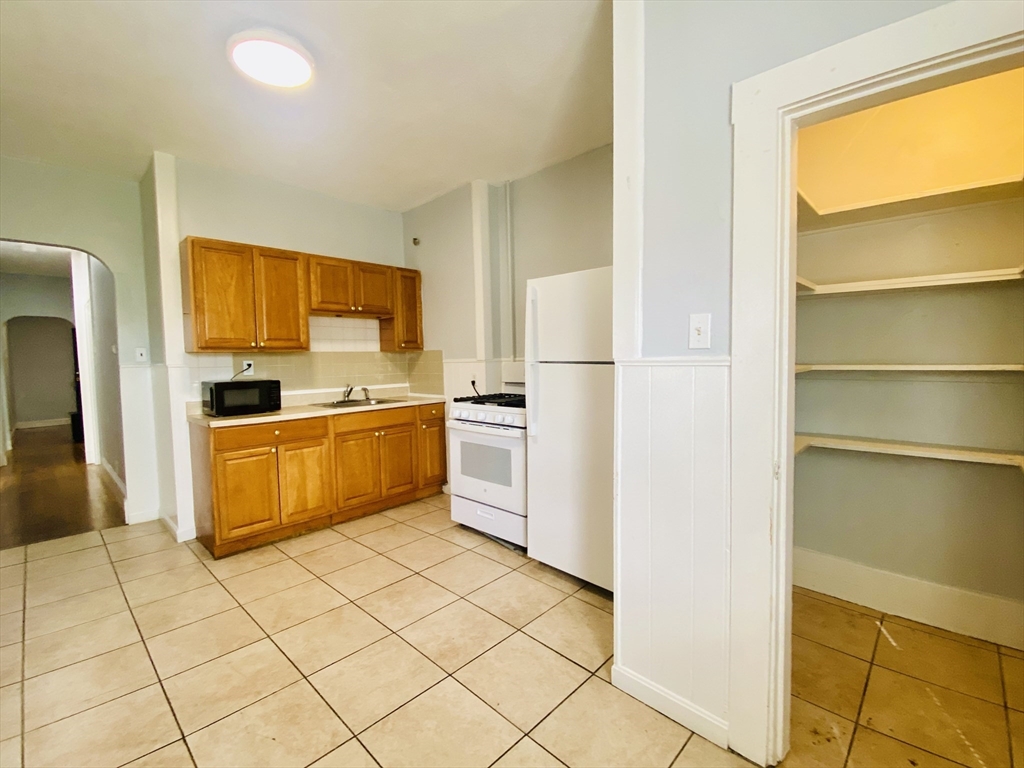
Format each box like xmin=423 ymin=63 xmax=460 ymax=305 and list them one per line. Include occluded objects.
xmin=316 ymin=398 xmax=405 ymax=408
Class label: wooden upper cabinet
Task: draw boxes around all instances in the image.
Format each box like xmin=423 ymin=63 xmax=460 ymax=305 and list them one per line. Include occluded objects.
xmin=380 ymin=268 xmax=423 ymax=352
xmin=188 ymin=239 xmax=258 ymax=350
xmin=309 ymin=256 xmax=356 ymax=313
xmin=254 ymin=248 xmax=309 ymax=350
xmin=380 ymin=425 xmax=417 ymax=497
xmin=214 ymin=446 xmax=281 ymax=540
xmin=354 ymin=263 xmax=394 ymax=315
xmin=277 ymin=437 xmax=333 ymax=524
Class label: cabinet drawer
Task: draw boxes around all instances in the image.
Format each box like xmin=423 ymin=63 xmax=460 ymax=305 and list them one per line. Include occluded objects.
xmin=214 ymin=417 xmax=328 ymax=452
xmin=333 ymin=407 xmax=416 ymax=434
xmin=417 ymin=403 xmax=444 ymax=422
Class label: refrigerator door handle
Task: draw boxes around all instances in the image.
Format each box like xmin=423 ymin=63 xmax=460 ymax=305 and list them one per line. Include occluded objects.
xmin=526 ymin=285 xmax=539 ymax=363
xmin=526 ymin=362 xmax=539 ymax=437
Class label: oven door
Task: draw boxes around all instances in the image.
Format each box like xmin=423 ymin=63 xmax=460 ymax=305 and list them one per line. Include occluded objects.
xmin=447 ymin=420 xmax=526 ymax=516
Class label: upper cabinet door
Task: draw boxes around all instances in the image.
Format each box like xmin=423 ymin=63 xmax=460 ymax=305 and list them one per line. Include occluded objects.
xmin=309 ymin=256 xmax=356 ymax=313
xmin=254 ymin=248 xmax=309 ymax=350
xmin=354 ymin=263 xmax=394 ymax=315
xmin=396 ymin=269 xmax=424 ymax=351
xmin=189 ymin=239 xmax=257 ymax=350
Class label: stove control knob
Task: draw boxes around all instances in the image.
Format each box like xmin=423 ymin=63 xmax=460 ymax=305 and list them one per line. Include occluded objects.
xmin=476 ymin=412 xmax=485 ymax=421
xmin=504 ymin=415 xmax=514 ymax=424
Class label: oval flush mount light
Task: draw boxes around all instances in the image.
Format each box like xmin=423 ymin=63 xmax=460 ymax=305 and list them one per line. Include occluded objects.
xmin=228 ymin=30 xmax=313 ymax=88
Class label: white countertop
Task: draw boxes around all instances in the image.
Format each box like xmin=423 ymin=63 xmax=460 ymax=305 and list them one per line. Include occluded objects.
xmin=188 ymin=395 xmax=446 ymax=429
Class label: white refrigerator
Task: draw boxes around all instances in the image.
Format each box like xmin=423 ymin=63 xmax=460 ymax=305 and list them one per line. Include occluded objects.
xmin=526 ymin=266 xmax=613 ymax=591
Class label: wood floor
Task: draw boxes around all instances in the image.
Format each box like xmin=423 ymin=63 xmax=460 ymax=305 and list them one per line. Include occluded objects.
xmin=0 ymin=426 xmax=124 ymax=549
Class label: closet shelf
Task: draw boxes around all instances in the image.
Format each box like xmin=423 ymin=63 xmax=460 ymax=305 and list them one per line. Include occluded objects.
xmin=794 ymin=266 xmax=1023 ymax=296
xmin=795 ymin=364 xmax=1024 ymax=373
xmin=794 ymin=433 xmax=1024 ymax=471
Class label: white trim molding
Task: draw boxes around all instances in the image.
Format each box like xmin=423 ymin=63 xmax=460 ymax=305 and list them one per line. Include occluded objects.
xmin=617 ymin=356 xmax=731 ymax=367
xmin=730 ymin=3 xmax=1024 ymax=764
xmin=102 ymin=458 xmax=127 ymax=497
xmin=14 ymin=417 xmax=71 ymax=429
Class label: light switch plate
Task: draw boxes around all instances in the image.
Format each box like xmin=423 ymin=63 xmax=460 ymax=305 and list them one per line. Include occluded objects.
xmin=688 ymin=313 xmax=711 ymax=349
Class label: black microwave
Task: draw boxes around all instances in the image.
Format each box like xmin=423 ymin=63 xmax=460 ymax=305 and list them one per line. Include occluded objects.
xmin=203 ymin=379 xmax=281 ymax=417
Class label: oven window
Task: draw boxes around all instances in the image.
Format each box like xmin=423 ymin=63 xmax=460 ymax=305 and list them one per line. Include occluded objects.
xmin=461 ymin=441 xmax=513 ymax=487
xmin=223 ymin=388 xmax=261 ymax=407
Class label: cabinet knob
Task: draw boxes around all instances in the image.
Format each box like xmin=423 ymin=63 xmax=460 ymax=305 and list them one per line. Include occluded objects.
xmin=250 ymin=342 xmax=256 ymax=347
xmin=274 ymin=430 xmax=280 ymax=436
xmin=259 ymin=342 xmax=265 ymax=347
xmin=271 ymin=447 xmax=276 ymax=453
xmin=380 ymin=431 xmax=385 ymax=436
xmin=350 ymin=306 xmax=355 ymax=311
xmin=401 ymin=343 xmax=405 ymax=348
xmin=422 ymin=424 xmax=426 ymax=429
xmin=357 ymin=306 xmax=363 ymax=311
xmin=374 ymin=432 xmax=379 ymax=436
xmin=431 ymin=409 xmax=436 ymax=415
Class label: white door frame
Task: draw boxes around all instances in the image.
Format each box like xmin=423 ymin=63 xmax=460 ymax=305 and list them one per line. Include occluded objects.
xmin=70 ymin=249 xmax=101 ymax=465
xmin=728 ymin=2 xmax=1023 ymax=764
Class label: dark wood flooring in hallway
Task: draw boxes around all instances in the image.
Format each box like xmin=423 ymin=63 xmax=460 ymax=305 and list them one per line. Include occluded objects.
xmin=0 ymin=425 xmax=124 ymax=549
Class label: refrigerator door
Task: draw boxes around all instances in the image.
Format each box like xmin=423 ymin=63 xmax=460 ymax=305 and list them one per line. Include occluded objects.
xmin=526 ymin=266 xmax=612 ymax=363
xmin=526 ymin=362 xmax=614 ymax=590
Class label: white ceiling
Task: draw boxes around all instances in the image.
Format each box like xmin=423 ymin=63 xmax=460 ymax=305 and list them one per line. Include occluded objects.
xmin=0 ymin=0 xmax=612 ymax=211
xmin=0 ymin=240 xmax=73 ymax=278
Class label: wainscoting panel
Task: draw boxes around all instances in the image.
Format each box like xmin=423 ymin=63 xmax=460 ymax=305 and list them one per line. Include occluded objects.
xmin=614 ymin=359 xmax=731 ymax=745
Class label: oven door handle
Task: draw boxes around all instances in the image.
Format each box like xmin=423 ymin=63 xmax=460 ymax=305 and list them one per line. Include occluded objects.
xmin=447 ymin=421 xmax=526 ymax=439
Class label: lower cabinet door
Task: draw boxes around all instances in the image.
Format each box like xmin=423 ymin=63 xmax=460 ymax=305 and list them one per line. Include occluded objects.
xmin=214 ymin=446 xmax=281 ymax=541
xmin=380 ymin=425 xmax=417 ymax=497
xmin=336 ymin=430 xmax=382 ymax=508
xmin=418 ymin=420 xmax=447 ymax=487
xmin=278 ymin=437 xmax=334 ymax=524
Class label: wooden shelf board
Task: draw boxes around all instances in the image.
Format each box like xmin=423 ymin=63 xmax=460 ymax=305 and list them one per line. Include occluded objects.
xmin=795 ymin=266 xmax=1023 ymax=297
xmin=794 ymin=433 xmax=1024 ymax=470
xmin=796 ymin=364 xmax=1024 ymax=373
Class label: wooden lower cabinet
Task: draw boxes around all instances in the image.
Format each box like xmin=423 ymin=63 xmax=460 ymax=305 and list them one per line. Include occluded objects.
xmin=381 ymin=426 xmax=417 ymax=497
xmin=278 ymin=438 xmax=333 ymax=524
xmin=336 ymin=430 xmax=382 ymax=507
xmin=419 ymin=420 xmax=447 ymax=487
xmin=214 ymin=446 xmax=282 ymax=540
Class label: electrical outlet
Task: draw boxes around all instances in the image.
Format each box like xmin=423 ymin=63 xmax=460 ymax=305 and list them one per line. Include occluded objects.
xmin=134 ymin=347 xmax=148 ymax=363
xmin=688 ymin=313 xmax=711 ymax=349
xmin=242 ymin=360 xmax=255 ymax=376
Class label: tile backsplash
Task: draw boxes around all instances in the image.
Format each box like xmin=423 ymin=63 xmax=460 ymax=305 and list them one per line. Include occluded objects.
xmin=309 ymin=316 xmax=379 ymax=353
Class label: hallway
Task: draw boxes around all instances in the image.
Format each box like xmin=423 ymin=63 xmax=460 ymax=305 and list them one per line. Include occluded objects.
xmin=0 ymin=426 xmax=123 ymax=549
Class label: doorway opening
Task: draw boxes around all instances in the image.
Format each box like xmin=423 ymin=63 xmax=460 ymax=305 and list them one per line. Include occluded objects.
xmin=0 ymin=239 xmax=126 ymax=548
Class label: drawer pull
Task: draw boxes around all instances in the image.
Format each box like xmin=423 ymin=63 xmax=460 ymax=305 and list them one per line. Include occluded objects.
xmin=476 ymin=508 xmax=495 ymax=520
xmin=271 ymin=447 xmax=276 ymax=453
xmin=274 ymin=430 xmax=280 ymax=436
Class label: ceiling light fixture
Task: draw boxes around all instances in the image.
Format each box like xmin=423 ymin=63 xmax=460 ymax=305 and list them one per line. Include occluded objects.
xmin=228 ymin=30 xmax=313 ymax=88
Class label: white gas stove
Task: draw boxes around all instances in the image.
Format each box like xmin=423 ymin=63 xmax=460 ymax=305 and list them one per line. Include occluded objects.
xmin=449 ymin=393 xmax=527 ymax=428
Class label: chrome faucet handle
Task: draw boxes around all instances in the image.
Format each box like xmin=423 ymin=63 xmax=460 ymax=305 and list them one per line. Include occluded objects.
xmin=361 ymin=387 xmax=371 ymax=400
xmin=343 ymin=384 xmax=354 ymax=401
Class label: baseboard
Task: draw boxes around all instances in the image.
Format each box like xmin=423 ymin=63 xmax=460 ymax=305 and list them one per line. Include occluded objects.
xmin=125 ymin=507 xmax=158 ymax=525
xmin=158 ymin=512 xmax=196 ymax=543
xmin=102 ymin=459 xmax=127 ymax=497
xmin=794 ymin=546 xmax=1024 ymax=650
xmin=15 ymin=417 xmax=70 ymax=429
xmin=611 ymin=665 xmax=729 ymax=748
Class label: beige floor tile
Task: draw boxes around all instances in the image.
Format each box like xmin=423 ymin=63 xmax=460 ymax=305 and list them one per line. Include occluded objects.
xmin=322 ymin=555 xmax=414 ymax=600
xmin=1010 ymin=709 xmax=1023 ymax=768
xmin=875 ymin=620 xmax=1003 ymax=704
xmin=0 ymin=548 xmax=25 ymax=568
xmin=0 ymin=613 xmax=21 ymax=648
xmin=778 ymin=696 xmax=853 ymax=767
xmin=0 ymin=588 xmax=21 ymax=618
xmin=596 ymin=657 xmax=613 ymax=682
xmin=533 ymin=677 xmax=690 ymax=768
xmin=404 ymin=509 xmax=458 ymax=535
xmin=26 ymin=546 xmax=109 ymax=582
xmin=385 ymin=536 xmax=463 ymax=572
xmin=518 ymin=561 xmax=584 ymax=595
xmin=793 ymin=587 xmax=882 ymax=619
xmin=380 ymin=501 xmax=436 ymax=523
xmin=220 ymin=560 xmax=314 ymax=604
xmin=574 ymin=584 xmax=613 ymax=614
xmin=846 ymin=727 xmax=962 ymax=768
xmin=424 ymin=493 xmax=451 ymax=510
xmin=24 ymin=610 xmax=139 ymax=678
xmin=114 ymin=547 xmax=199 ymax=583
xmin=311 ymin=635 xmax=446 ymax=733
xmin=0 ymin=565 xmax=23 ymax=589
xmin=186 ymin=541 xmax=213 ymax=562
xmin=1005 ymin=654 xmax=1024 ymax=711
xmin=24 ymin=585 xmax=126 ymax=639
xmin=421 ymin=551 xmax=510 ymax=596
xmin=885 ymin=614 xmax=996 ymax=651
xmin=245 ymin=579 xmax=348 ymax=634
xmin=356 ymin=574 xmax=457 ymax=630
xmin=187 ymin=680 xmax=350 ymax=767
xmin=0 ymin=645 xmax=22 ymax=686
xmin=455 ymin=632 xmax=589 ymax=731
xmin=672 ymin=735 xmax=753 ymax=767
xmin=146 ymin=607 xmax=264 ymax=678
xmin=295 ymin=540 xmax=377 ymax=576
xmin=274 ymin=527 xmax=346 ymax=557
xmin=26 ymin=531 xmax=103 ymax=561
xmin=0 ymin=684 xmax=20 ymax=741
xmin=310 ymin=738 xmax=378 ymax=767
xmin=494 ymin=737 xmax=566 ymax=768
xmin=203 ymin=545 xmax=286 ymax=581
xmin=436 ymin=525 xmax=490 ymax=549
xmin=106 ymin=532 xmax=179 ymax=563
xmin=474 ymin=540 xmax=530 ymax=569
xmin=334 ymin=513 xmax=397 ymax=538
xmin=122 ymin=563 xmax=217 ymax=608
xmin=24 ymin=563 xmax=116 ymax=608
xmin=101 ymin=520 xmax=166 ymax=545
xmin=361 ymin=677 xmax=521 ymax=767
xmin=132 ymin=583 xmax=236 ymax=639
xmin=273 ymin=604 xmax=390 ymax=675
xmin=123 ymin=739 xmax=195 ymax=767
xmin=356 ymin=523 xmax=427 ymax=553
xmin=859 ymin=666 xmax=1010 ymax=768
xmin=398 ymin=600 xmax=515 ymax=672
xmin=0 ymin=735 xmax=21 ymax=768
xmin=23 ymin=643 xmax=156 ymax=731
xmin=791 ymin=635 xmax=869 ymax=720
xmin=467 ymin=572 xmax=565 ymax=628
xmin=792 ymin=592 xmax=878 ymax=661
xmin=162 ymin=639 xmax=301 ymax=734
xmin=23 ymin=684 xmax=179 ymax=768
xmin=523 ymin=596 xmax=613 ymax=671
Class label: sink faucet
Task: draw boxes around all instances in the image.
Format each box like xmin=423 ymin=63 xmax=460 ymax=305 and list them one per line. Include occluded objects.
xmin=361 ymin=387 xmax=371 ymax=400
xmin=343 ymin=385 xmax=354 ymax=401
